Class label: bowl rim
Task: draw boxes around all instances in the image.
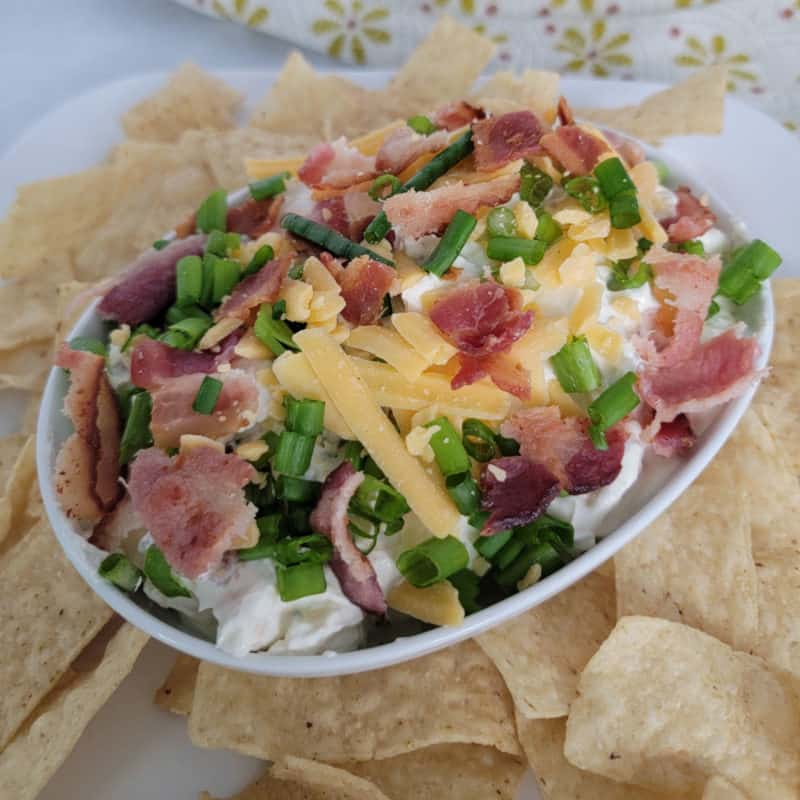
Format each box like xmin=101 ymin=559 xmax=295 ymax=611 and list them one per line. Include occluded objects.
xmin=36 ymin=162 xmax=774 ymax=678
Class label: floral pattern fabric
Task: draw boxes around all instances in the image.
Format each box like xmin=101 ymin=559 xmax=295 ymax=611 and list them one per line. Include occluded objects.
xmin=177 ymin=0 xmax=800 ymax=133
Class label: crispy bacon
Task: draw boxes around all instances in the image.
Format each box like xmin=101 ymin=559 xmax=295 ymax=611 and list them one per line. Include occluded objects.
xmin=226 ymin=195 xmax=283 ymax=239
xmin=479 ymin=456 xmax=560 ymax=534
xmin=298 ymin=138 xmax=376 ymax=190
xmin=310 ymin=462 xmax=387 ymax=615
xmin=149 ymin=370 xmax=261 ymax=448
xmin=311 ymin=192 xmax=379 ymax=241
xmin=602 ymin=129 xmax=646 ymax=167
xmin=501 ymin=406 xmax=625 ymax=494
xmin=540 ymin=125 xmax=610 ymax=176
xmin=651 ymin=414 xmax=696 ymax=458
xmin=382 ymin=173 xmax=520 ymax=239
xmin=336 ymin=255 xmax=395 ymax=326
xmin=473 ymin=111 xmax=547 ymax=173
xmin=375 ymin=125 xmax=450 ymax=174
xmin=128 ymin=445 xmax=256 ymax=579
xmin=130 ymin=334 xmax=241 ymax=390
xmin=453 ymin=352 xmax=530 ymax=400
xmin=215 ymin=256 xmax=290 ymax=322
xmin=54 ymin=345 xmax=121 ymax=523
xmin=433 ymin=101 xmax=485 ymax=130
xmin=97 ymin=234 xmax=206 ymax=325
xmin=662 ymin=186 xmax=716 ymax=243
xmin=557 ymin=96 xmax=575 ymax=126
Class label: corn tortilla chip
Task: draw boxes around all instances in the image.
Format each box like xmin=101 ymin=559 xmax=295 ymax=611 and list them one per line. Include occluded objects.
xmin=753 ymin=366 xmax=800 ymax=480
xmin=0 ymin=436 xmax=38 ymax=555
xmin=516 ymin=715 xmax=673 ymax=800
xmin=0 ymin=434 xmax=27 ymax=487
xmin=476 ymin=572 xmax=615 ymax=719
xmin=0 ymin=622 xmax=147 ymax=800
xmin=155 ymin=653 xmax=199 ymax=716
xmin=767 ymin=278 xmax=800 ymax=370
xmin=55 ymin=280 xmax=101 ymax=346
xmin=579 ymin=65 xmax=728 ymax=144
xmin=614 ymin=444 xmax=758 ymax=652
xmin=21 ymin=393 xmax=41 ymax=435
xmin=0 ymin=339 xmax=53 ymax=392
xmin=0 ymin=519 xmax=113 ymax=750
xmin=564 ymin=616 xmax=800 ymax=799
xmin=703 ymin=777 xmax=749 ymax=799
xmin=0 ymin=280 xmax=62 ymax=351
xmin=189 ymin=640 xmax=520 ymax=762
xmin=122 ymin=63 xmax=243 ymax=143
xmin=473 ymin=69 xmax=561 ymax=123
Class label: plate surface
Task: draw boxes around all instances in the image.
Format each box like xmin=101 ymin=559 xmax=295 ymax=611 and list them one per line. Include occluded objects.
xmin=1 ymin=68 xmax=795 ymax=799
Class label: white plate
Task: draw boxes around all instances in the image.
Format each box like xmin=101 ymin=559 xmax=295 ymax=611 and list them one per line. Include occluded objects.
xmin=0 ymin=69 xmax=794 ymax=800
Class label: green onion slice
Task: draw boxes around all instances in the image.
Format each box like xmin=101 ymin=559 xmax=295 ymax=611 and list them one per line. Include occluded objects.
xmin=153 ymin=239 xmax=170 ymax=251
xmin=196 ymin=189 xmax=228 ymax=234
xmin=495 ymin=434 xmax=520 ymax=456
xmin=253 ymin=303 xmax=298 ymax=356
xmin=519 ymin=162 xmax=553 ymax=208
xmin=238 ymin=514 xmax=289 ymax=561
xmin=144 ymin=546 xmax=191 ymax=598
xmin=445 ymin=472 xmax=481 ymax=517
xmin=277 ymin=561 xmax=327 ymax=602
xmin=242 ymin=244 xmax=274 ymax=278
xmin=249 ymin=172 xmax=291 ymax=202
xmin=273 ymin=534 xmax=333 ymax=567
xmin=276 ymin=475 xmax=322 ymax=504
xmin=210 ymin=256 xmax=241 ymax=304
xmin=176 ymin=255 xmax=204 ymax=307
xmin=534 ymin=212 xmax=562 ymax=245
xmin=165 ymin=304 xmax=211 ymax=326
xmin=119 ymin=391 xmax=153 ymax=465
xmin=707 ymin=299 xmax=721 ymax=319
xmin=609 ymin=191 xmax=641 ymax=230
xmin=350 ymin=474 xmax=410 ymax=522
xmin=425 ymin=416 xmax=471 ymax=477
xmin=407 ymin=115 xmax=438 ymax=135
xmin=550 ymin=336 xmax=601 ymax=394
xmin=396 ymin=535 xmax=469 ymax=588
xmin=273 ymin=430 xmax=316 ymax=477
xmin=563 ymin=176 xmax=608 ymax=214
xmin=192 ymin=376 xmax=223 ymax=415
xmin=448 ymin=568 xmax=482 ymax=614
xmin=486 ymin=236 xmax=546 ymax=266
xmin=368 ymin=174 xmax=402 ymax=201
xmin=717 ymin=239 xmax=782 ymax=305
xmin=594 ymin=157 xmax=636 ymax=200
xmin=486 ymin=207 xmax=517 ymax=238
xmin=98 ymin=553 xmax=142 ymax=592
xmin=68 ymin=336 xmax=107 ymax=357
xmin=423 ymin=210 xmax=476 ymax=277
xmin=342 ymin=441 xmax=364 ymax=470
xmin=461 ymin=419 xmax=498 ymax=462
xmin=285 ymin=396 xmax=325 ymax=437
xmin=677 ymin=239 xmax=705 ymax=256
xmin=607 ymin=258 xmax=652 ymax=291
xmin=587 ymin=371 xmax=639 ymax=450
xmin=160 ymin=316 xmax=211 ymax=351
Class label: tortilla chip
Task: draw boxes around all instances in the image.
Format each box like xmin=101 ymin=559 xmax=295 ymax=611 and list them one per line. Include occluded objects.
xmin=55 ymin=280 xmax=101 ymax=346
xmin=345 ymin=744 xmax=526 ymax=800
xmin=579 ymin=65 xmax=728 ymax=143
xmin=154 ymin=653 xmax=199 ymax=716
xmin=0 ymin=519 xmax=113 ymax=750
xmin=564 ymin=616 xmax=800 ymax=798
xmin=473 ymin=69 xmax=561 ymax=123
xmin=614 ymin=443 xmax=758 ymax=652
xmin=476 ymin=572 xmax=615 ymax=718
xmin=768 ymin=278 xmax=800 ymax=370
xmin=21 ymin=393 xmax=41 ymax=435
xmin=189 ymin=640 xmax=520 ymax=762
xmin=703 ymin=776 xmax=749 ymax=799
xmin=0 ymin=434 xmax=27 ymax=488
xmin=516 ymin=715 xmax=672 ymax=799
xmin=389 ymin=16 xmax=495 ymax=112
xmin=0 ymin=436 xmax=38 ymax=554
xmin=0 ymin=339 xmax=53 ymax=392
xmin=753 ymin=366 xmax=800 ymax=480
xmin=0 ymin=280 xmax=62 ymax=351
xmin=0 ymin=621 xmax=147 ymax=800
xmin=122 ymin=63 xmax=243 ymax=143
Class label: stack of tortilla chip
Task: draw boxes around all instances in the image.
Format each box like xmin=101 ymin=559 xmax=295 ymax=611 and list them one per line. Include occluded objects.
xmin=0 ymin=15 xmax=792 ymax=799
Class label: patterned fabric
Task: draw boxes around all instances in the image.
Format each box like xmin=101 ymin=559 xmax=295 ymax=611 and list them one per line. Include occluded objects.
xmin=176 ymin=0 xmax=800 ymax=133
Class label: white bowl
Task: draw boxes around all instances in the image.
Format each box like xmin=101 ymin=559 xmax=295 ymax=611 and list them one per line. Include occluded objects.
xmin=36 ymin=164 xmax=773 ymax=677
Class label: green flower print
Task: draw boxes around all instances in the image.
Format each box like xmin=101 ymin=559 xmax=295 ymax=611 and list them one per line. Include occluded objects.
xmin=550 ymin=0 xmax=596 ymax=12
xmin=674 ymin=34 xmax=757 ymax=91
xmin=674 ymin=0 xmax=719 ymax=7
xmin=431 ymin=0 xmax=479 ymax=12
xmin=311 ymin=1 xmax=391 ymax=65
xmin=211 ymin=0 xmax=268 ymax=27
xmin=556 ymin=20 xmax=632 ymax=77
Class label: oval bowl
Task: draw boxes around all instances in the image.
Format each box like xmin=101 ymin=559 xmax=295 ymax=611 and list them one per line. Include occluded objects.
xmin=37 ymin=152 xmax=773 ymax=676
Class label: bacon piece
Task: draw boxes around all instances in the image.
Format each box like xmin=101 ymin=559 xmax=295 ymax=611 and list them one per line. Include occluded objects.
xmin=375 ymin=126 xmax=449 ymax=174
xmin=651 ymin=414 xmax=696 ymax=458
xmin=473 ymin=111 xmax=547 ymax=173
xmin=311 ymin=191 xmax=379 ymax=241
xmin=433 ymin=101 xmax=485 ymax=130
xmin=54 ymin=345 xmax=121 ymax=523
xmin=662 ymin=186 xmax=716 ymax=243
xmin=97 ymin=234 xmax=206 ymax=325
xmin=540 ymin=125 xmax=610 ymax=176
xmin=299 ymin=138 xmax=377 ymax=190
xmin=602 ymin=129 xmax=646 ymax=167
xmin=130 ymin=334 xmax=241 ymax=390
xmin=310 ymin=462 xmax=387 ymax=615
xmin=382 ymin=173 xmax=520 ymax=239
xmin=226 ymin=195 xmax=283 ymax=239
xmin=149 ymin=370 xmax=261 ymax=448
xmin=501 ymin=406 xmax=626 ymax=494
xmin=215 ymin=256 xmax=290 ymax=322
xmin=453 ymin=352 xmax=530 ymax=400
xmin=557 ymin=96 xmax=575 ymax=126
xmin=128 ymin=446 xmax=255 ymax=579
xmin=638 ymin=329 xmax=759 ymax=426
xmin=479 ymin=456 xmax=560 ymax=534
xmin=335 ymin=255 xmax=395 ymax=326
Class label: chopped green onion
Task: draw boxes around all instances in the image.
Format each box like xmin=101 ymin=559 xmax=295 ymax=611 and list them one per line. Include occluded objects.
xmin=273 ymin=534 xmax=332 ymax=567
xmin=474 ymin=528 xmax=513 ymax=561
xmin=272 ymin=299 xmax=287 ymax=319
xmin=98 ymin=553 xmax=142 ymax=592
xmin=363 ymin=456 xmax=385 ymax=480
xmin=495 ymin=540 xmax=560 ymax=587
xmin=652 ymin=160 xmax=670 ymax=183
xmin=238 ymin=514 xmax=289 ymax=561
xmin=368 ymin=174 xmax=402 ymax=201
xmin=396 ymin=535 xmax=469 ymax=588
xmin=462 ymin=419 xmax=498 ymax=462
xmin=587 ymin=371 xmax=639 ymax=450
xmin=119 ymin=391 xmax=153 ymax=465
xmin=487 ymin=207 xmax=517 ymax=238
xmin=68 ymin=336 xmax=106 ymax=357
xmin=717 ymin=239 xmax=782 ymax=305
xmin=425 ymin=417 xmax=471 ymax=477
xmin=550 ymin=336 xmax=601 ymax=394
xmin=242 ymin=244 xmax=274 ymax=278
xmin=253 ymin=303 xmax=298 ymax=356
xmin=277 ymin=561 xmax=326 ymax=602
xmin=288 ymin=507 xmax=313 ymax=535
xmin=160 ymin=316 xmax=211 ymax=350
xmin=487 ymin=236 xmax=546 ymax=266
xmin=165 ymin=304 xmax=211 ymax=326
xmin=123 ymin=324 xmax=160 ymax=351
xmin=249 ymin=172 xmax=291 ymax=202
xmin=205 ymin=230 xmax=230 ymax=257
xmin=285 ymin=396 xmax=325 ymax=437
xmin=176 ymin=255 xmax=204 ymax=306
xmin=563 ymin=176 xmax=608 ymax=214
xmin=534 ymin=212 xmax=562 ymax=245
xmin=519 ymin=162 xmax=553 ymax=208
xmin=607 ymin=258 xmax=652 ymax=291
xmin=364 ymin=129 xmax=474 ymax=243
xmin=423 ymin=210 xmax=476 ymax=276
xmin=192 ymin=376 xmax=223 ymax=415
xmin=350 ymin=474 xmax=410 ymax=522
xmin=144 ymin=546 xmax=191 ymax=598
xmin=245 ymin=477 xmax=276 ymax=510
xmin=493 ymin=534 xmax=526 ymax=571
xmin=276 ymin=475 xmax=322 ymax=504
xmin=678 ymin=239 xmax=705 ymax=256
xmin=288 ymin=261 xmax=304 ymax=280
xmin=609 ymin=191 xmax=641 ymax=229
xmin=200 ymin=255 xmax=216 ymax=307
xmin=495 ymin=434 xmax=520 ymax=456
xmin=594 ymin=157 xmax=636 ymax=200
xmin=707 ymin=299 xmax=720 ymax=319
xmin=342 ymin=441 xmax=364 ymax=470
xmin=115 ymin=382 xmax=142 ymax=421
xmin=448 ymin=569 xmax=482 ymax=614
xmin=273 ymin=431 xmax=316 ymax=476
xmin=407 ymin=115 xmax=438 ymax=135
xmin=196 ymin=189 xmax=228 ymax=233
xmin=468 ymin=510 xmax=490 ymax=530
xmin=210 ymin=256 xmax=241 ymax=304
xmin=637 ymin=237 xmax=653 ymax=253
xmin=445 ymin=472 xmax=481 ymax=516
xmin=153 ymin=239 xmax=170 ymax=250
